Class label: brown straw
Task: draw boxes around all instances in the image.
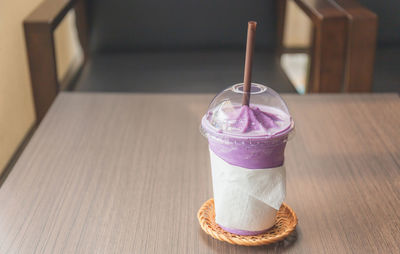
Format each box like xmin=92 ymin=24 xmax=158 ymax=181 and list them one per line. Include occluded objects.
xmin=242 ymin=21 xmax=257 ymax=106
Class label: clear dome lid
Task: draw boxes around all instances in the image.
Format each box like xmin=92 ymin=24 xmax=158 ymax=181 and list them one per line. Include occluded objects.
xmin=201 ymin=83 xmax=294 ymax=140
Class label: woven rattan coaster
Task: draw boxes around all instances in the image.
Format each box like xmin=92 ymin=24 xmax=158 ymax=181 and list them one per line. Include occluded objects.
xmin=197 ymin=198 xmax=297 ymax=246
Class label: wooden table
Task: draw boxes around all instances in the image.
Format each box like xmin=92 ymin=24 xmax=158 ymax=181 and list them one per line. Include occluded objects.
xmin=0 ymin=93 xmax=399 ymax=253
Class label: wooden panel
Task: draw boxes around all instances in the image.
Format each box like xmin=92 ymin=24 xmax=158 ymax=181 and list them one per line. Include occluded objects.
xmin=294 ymin=0 xmax=347 ymax=23
xmin=24 ymin=22 xmax=59 ymax=121
xmin=24 ymin=0 xmax=75 ymax=29
xmin=277 ymin=0 xmax=287 ymax=51
xmin=24 ymin=0 xmax=88 ymax=121
xmin=0 ymin=93 xmax=398 ymax=253
xmin=335 ymin=0 xmax=378 ymax=92
xmin=309 ymin=16 xmax=348 ymax=92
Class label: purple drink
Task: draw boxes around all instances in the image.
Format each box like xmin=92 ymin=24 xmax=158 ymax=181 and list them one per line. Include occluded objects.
xmin=201 ymin=83 xmax=294 ymax=235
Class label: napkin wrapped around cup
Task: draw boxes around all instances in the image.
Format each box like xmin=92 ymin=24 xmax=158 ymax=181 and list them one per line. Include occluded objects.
xmin=209 ymin=149 xmax=286 ymax=233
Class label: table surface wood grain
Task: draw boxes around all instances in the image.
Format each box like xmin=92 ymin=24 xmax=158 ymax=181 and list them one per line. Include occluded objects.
xmin=0 ymin=92 xmax=399 ymax=253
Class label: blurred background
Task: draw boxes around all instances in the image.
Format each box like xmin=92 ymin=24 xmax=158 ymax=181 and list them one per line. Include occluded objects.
xmin=0 ymin=0 xmax=399 ymax=174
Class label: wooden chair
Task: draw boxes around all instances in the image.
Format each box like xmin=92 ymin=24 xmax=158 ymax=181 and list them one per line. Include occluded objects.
xmin=277 ymin=0 xmax=377 ymax=93
xmin=24 ymin=0 xmax=377 ymax=122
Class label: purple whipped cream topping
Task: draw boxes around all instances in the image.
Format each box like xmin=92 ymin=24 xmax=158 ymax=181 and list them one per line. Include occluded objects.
xmin=201 ymin=104 xmax=294 ymax=169
xmin=204 ymin=104 xmax=291 ymax=137
xmin=232 ymin=105 xmax=280 ymax=133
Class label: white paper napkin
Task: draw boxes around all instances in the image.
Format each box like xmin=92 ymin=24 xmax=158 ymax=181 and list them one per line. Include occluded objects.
xmin=209 ymin=149 xmax=286 ymax=231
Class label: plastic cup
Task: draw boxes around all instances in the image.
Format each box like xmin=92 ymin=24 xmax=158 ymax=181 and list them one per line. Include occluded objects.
xmin=200 ymin=83 xmax=294 ymax=235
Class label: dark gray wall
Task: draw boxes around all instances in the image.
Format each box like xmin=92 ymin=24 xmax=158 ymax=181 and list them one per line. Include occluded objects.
xmin=358 ymin=0 xmax=400 ymax=46
xmin=88 ymin=0 xmax=277 ymax=52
